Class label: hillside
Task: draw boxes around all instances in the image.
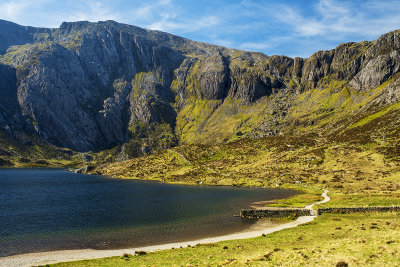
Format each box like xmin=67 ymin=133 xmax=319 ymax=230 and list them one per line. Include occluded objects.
xmin=0 ymin=19 xmax=399 ymax=166
xmin=1 ymin=19 xmax=400 ymax=267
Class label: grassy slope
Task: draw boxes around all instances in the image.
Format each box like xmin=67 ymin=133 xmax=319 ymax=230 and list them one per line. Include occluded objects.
xmin=51 ymin=213 xmax=400 ymax=266
xmin=2 ymin=33 xmax=399 ymax=266
xmin=0 ymin=129 xmax=85 ymax=168
xmin=92 ymin=134 xmax=400 ymax=206
xmin=76 ymin=99 xmax=400 ymax=265
xmin=7 ymin=71 xmax=395 ymax=265
xmin=75 ymin=135 xmax=400 ymax=266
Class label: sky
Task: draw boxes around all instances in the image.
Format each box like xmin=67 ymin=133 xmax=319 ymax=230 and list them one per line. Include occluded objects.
xmin=1 ymin=0 xmax=400 ymax=58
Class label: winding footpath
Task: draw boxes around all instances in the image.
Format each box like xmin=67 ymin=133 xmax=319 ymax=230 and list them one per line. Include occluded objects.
xmin=0 ymin=188 xmax=330 ymax=267
xmin=305 ymin=188 xmax=330 ymax=215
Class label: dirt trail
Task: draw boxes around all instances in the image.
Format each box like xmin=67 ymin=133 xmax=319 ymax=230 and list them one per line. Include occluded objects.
xmin=305 ymin=189 xmax=330 ymax=215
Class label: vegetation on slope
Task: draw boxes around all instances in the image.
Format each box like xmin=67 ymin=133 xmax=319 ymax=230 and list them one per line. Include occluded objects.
xmin=91 ymin=132 xmax=400 ymax=204
xmin=0 ymin=21 xmax=399 ymax=266
xmin=0 ymin=129 xmax=85 ymax=168
xmin=50 ymin=213 xmax=400 ymax=266
xmin=48 ymin=122 xmax=400 ymax=266
xmin=78 ymin=97 xmax=400 ymax=265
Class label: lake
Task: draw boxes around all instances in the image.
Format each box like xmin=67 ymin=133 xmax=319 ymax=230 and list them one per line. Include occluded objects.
xmin=0 ymin=169 xmax=295 ymax=257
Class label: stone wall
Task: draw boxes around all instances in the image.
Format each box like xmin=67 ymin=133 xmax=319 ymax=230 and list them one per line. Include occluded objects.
xmin=318 ymin=207 xmax=400 ymax=215
xmin=240 ymin=209 xmax=312 ymax=219
xmin=239 ymin=206 xmax=400 ymax=219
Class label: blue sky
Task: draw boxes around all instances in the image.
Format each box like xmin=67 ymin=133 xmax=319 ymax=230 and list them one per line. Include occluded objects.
xmin=1 ymin=0 xmax=400 ymax=57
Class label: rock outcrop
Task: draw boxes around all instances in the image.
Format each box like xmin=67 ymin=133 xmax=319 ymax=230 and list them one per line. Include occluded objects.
xmin=0 ymin=19 xmax=399 ymax=154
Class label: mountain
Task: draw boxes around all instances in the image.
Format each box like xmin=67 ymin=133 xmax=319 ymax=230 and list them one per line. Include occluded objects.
xmin=0 ymin=19 xmax=399 ymax=165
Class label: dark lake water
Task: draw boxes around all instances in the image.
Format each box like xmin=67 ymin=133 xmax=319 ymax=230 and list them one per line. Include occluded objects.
xmin=0 ymin=169 xmax=295 ymax=257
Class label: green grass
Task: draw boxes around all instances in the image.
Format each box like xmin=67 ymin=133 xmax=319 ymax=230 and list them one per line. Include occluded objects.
xmin=0 ymin=129 xmax=84 ymax=168
xmin=318 ymin=193 xmax=400 ymax=208
xmin=60 ymin=134 xmax=399 ymax=266
xmin=267 ymin=185 xmax=323 ymax=208
xmin=49 ymin=213 xmax=400 ymax=267
xmin=73 ymin=132 xmax=399 ymax=266
xmin=350 ymin=102 xmax=400 ymax=129
xmin=3 ymin=30 xmax=400 ymax=266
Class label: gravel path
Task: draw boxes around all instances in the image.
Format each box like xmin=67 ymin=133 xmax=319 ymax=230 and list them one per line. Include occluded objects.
xmin=305 ymin=189 xmax=330 ymax=215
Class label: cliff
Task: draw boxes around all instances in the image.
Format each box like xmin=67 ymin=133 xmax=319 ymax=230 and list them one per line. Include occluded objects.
xmin=0 ymin=19 xmax=399 ymax=160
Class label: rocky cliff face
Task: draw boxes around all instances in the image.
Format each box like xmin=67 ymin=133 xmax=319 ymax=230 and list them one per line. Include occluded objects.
xmin=0 ymin=20 xmax=186 ymax=151
xmin=0 ymin=19 xmax=399 ymax=155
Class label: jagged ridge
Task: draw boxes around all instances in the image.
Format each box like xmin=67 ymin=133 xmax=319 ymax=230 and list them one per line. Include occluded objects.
xmin=0 ymin=19 xmax=399 ymax=159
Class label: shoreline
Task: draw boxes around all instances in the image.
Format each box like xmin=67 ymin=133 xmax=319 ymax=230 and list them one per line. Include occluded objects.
xmin=0 ymin=216 xmax=316 ymax=267
xmin=0 ymin=189 xmax=329 ymax=267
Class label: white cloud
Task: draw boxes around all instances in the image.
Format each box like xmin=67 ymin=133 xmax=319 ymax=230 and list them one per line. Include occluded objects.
xmin=1 ymin=0 xmax=399 ymax=58
xmin=0 ymin=0 xmax=50 ymax=22
xmin=127 ymin=0 xmax=174 ymax=22
xmin=0 ymin=0 xmax=176 ymax=28
xmin=213 ymin=39 xmax=233 ymax=48
xmin=0 ymin=1 xmax=26 ymax=19
xmin=274 ymin=0 xmax=400 ymax=39
xmin=277 ymin=7 xmax=326 ymax=37
xmin=65 ymin=1 xmax=120 ymax=23
xmin=317 ymin=0 xmax=350 ymax=19
xmin=0 ymin=0 xmax=121 ymax=27
xmin=240 ymin=42 xmax=270 ymax=51
xmin=148 ymin=15 xmax=221 ymax=33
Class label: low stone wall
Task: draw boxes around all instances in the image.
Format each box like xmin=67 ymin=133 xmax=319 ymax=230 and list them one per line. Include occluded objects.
xmin=318 ymin=207 xmax=400 ymax=215
xmin=240 ymin=209 xmax=312 ymax=219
